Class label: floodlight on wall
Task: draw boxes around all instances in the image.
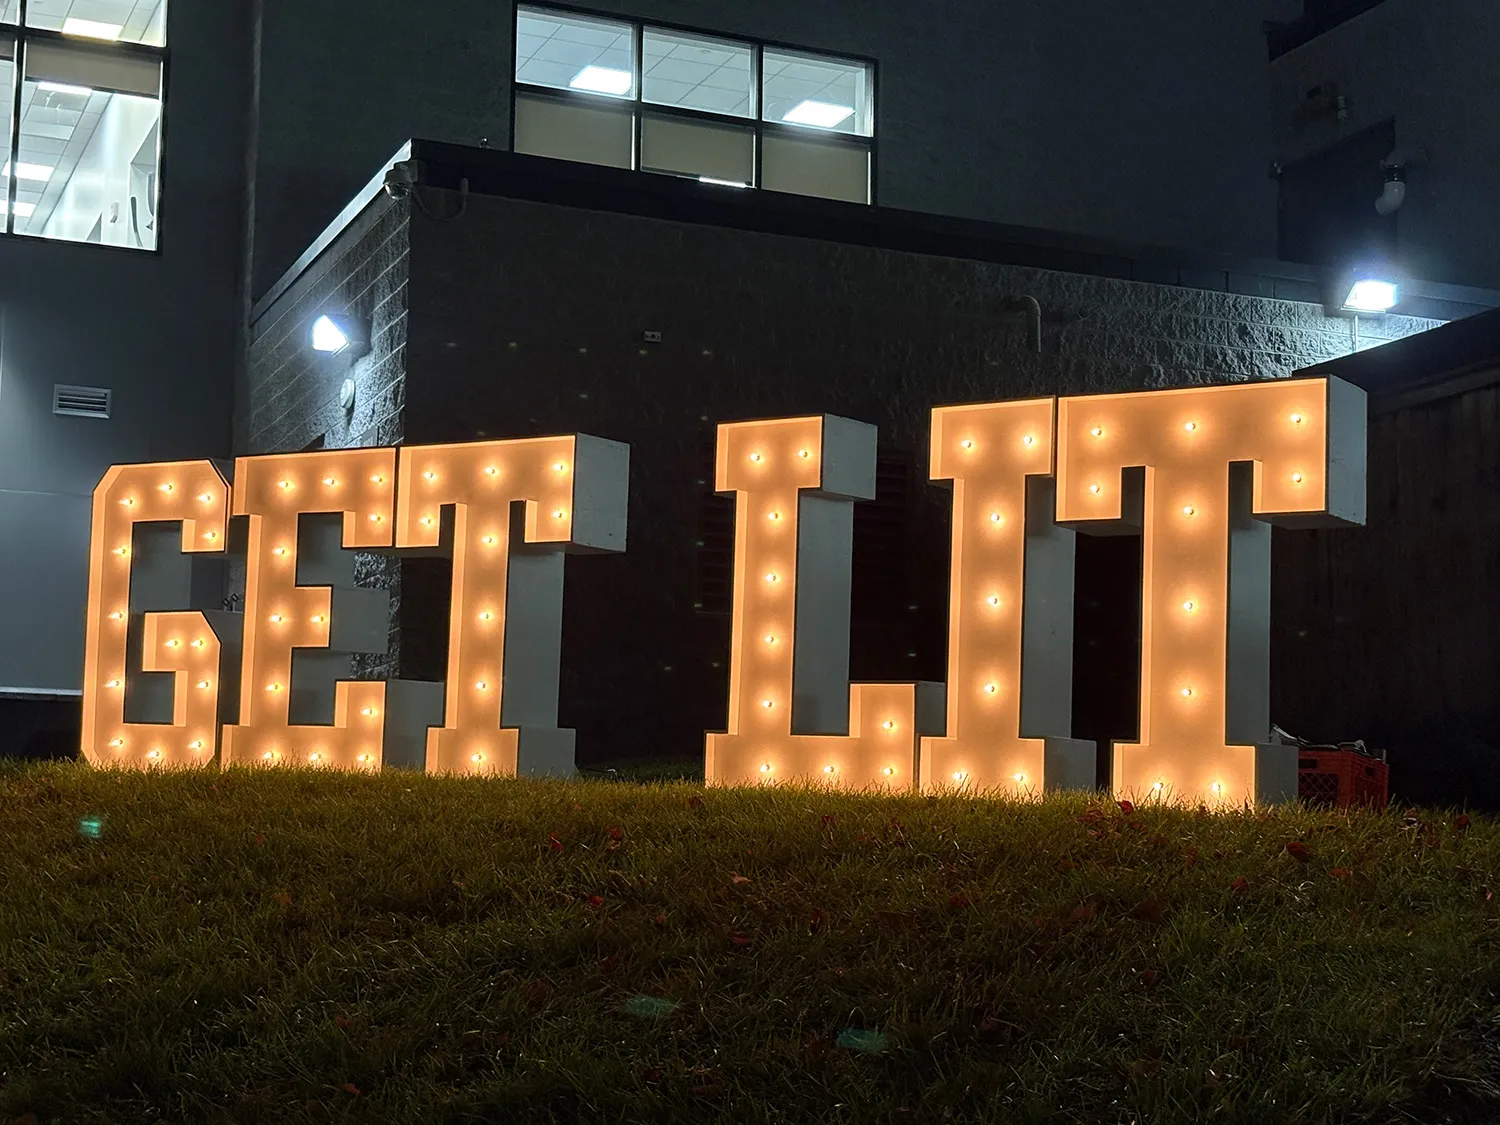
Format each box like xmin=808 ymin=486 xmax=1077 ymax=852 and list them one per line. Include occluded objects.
xmin=569 ymin=66 xmax=633 ymax=96
xmin=1343 ymin=279 xmax=1399 ymax=314
xmin=310 ymin=314 xmax=370 ymax=358
xmin=782 ymin=100 xmax=855 ymax=129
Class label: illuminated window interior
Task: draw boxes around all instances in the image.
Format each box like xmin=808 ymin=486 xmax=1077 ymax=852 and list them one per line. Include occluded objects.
xmin=514 ymin=4 xmax=873 ymax=203
xmin=3 ymin=3 xmax=165 ymax=248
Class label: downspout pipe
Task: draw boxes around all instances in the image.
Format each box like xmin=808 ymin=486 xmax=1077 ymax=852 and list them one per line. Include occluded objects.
xmin=1004 ymin=295 xmax=1043 ymax=354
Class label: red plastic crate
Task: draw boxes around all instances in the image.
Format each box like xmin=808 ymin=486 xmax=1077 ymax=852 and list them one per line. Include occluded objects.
xmin=1297 ymin=745 xmax=1389 ymax=809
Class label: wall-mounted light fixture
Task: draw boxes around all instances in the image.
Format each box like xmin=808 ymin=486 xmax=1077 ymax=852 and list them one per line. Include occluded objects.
xmin=1342 ymin=278 xmax=1399 ymax=314
xmin=310 ymin=314 xmax=371 ymax=358
xmin=1322 ymin=266 xmax=1400 ymax=319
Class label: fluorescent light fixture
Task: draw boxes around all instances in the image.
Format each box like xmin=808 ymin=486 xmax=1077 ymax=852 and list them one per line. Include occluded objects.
xmin=38 ymin=81 xmax=95 ymax=97
xmin=2 ymin=162 xmax=54 ymax=182
xmin=699 ymin=176 xmax=748 ymax=188
xmin=781 ymin=100 xmax=855 ymax=129
xmin=1343 ymin=279 xmax=1399 ymax=313
xmin=61 ymin=17 xmax=123 ymax=39
xmin=0 ymin=201 xmax=37 ymax=218
xmin=310 ymin=313 xmax=370 ymax=358
xmin=568 ymin=65 xmax=633 ymax=96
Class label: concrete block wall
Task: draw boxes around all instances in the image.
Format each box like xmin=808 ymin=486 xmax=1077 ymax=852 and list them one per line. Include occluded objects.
xmin=368 ymin=189 xmax=1440 ymax=767
xmin=242 ymin=196 xmax=412 ymax=679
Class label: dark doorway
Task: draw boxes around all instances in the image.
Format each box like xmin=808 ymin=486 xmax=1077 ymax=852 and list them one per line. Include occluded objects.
xmin=1278 ymin=120 xmax=1397 ymax=268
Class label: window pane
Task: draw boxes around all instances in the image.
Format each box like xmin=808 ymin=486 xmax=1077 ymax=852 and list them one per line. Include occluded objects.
xmin=14 ymin=41 xmax=162 ymax=248
xmin=515 ymin=5 xmax=635 ymax=99
xmin=25 ymin=0 xmax=166 ymax=47
xmin=762 ymin=133 xmax=870 ymax=204
xmin=514 ymin=91 xmax=633 ymax=169
xmin=640 ymin=112 xmax=753 ymax=184
xmin=762 ymin=48 xmax=872 ymax=137
xmin=0 ymin=37 xmax=12 ymax=232
xmin=643 ymin=27 xmax=753 ymax=118
xmin=1 ymin=2 xmax=15 ymax=23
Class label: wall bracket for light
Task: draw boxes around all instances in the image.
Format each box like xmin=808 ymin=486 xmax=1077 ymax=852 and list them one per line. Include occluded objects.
xmin=310 ymin=313 xmax=371 ymax=359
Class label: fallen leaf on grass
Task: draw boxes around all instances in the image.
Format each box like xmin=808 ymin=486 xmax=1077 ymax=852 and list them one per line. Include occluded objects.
xmin=837 ymin=1027 xmax=890 ymax=1053
xmin=1330 ymin=867 xmax=1355 ymax=882
xmin=1483 ymin=887 xmax=1494 ymax=903
xmin=340 ymin=1083 xmax=361 ymax=1097
xmin=1131 ymin=899 xmax=1167 ymax=922
xmin=1140 ymin=969 xmax=1160 ymax=987
xmin=547 ymin=833 xmax=564 ymax=854
xmin=1285 ymin=841 xmax=1312 ymax=863
xmin=653 ymin=913 xmax=669 ymax=927
xmin=948 ymin=893 xmax=974 ymax=910
xmin=1455 ymin=814 xmax=1471 ymax=833
xmin=1230 ymin=877 xmax=1250 ymax=893
xmin=688 ymin=795 xmax=705 ymax=810
xmin=1067 ymin=903 xmax=1097 ymax=924
xmin=333 ymin=1014 xmax=353 ymax=1030
xmin=821 ymin=814 xmax=838 ymax=828
xmin=598 ymin=955 xmax=620 ymax=974
xmin=729 ymin=931 xmax=754 ymax=946
xmin=270 ymin=891 xmax=292 ymax=908
xmin=1116 ymin=800 xmax=1135 ymax=815
xmin=730 ymin=873 xmax=751 ymax=885
xmin=621 ymin=995 xmax=678 ymax=1019
xmin=586 ymin=895 xmax=604 ymax=908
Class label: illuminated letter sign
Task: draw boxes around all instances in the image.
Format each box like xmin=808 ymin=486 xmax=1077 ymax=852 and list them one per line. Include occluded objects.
xmin=921 ymin=399 xmax=1095 ymax=793
xmin=220 ymin=448 xmax=398 ymax=770
xmin=395 ymin=436 xmax=628 ymax=777
xmin=81 ymin=460 xmax=231 ymax=768
xmin=705 ymin=415 xmax=939 ymax=790
xmin=1055 ymin=377 xmax=1365 ymax=804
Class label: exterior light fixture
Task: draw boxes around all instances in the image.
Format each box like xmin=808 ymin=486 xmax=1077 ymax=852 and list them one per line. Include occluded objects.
xmin=1343 ymin=279 xmax=1399 ymax=313
xmin=310 ymin=313 xmax=370 ymax=358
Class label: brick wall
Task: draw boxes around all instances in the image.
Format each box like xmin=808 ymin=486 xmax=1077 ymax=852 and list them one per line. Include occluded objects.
xmin=243 ymin=196 xmax=411 ymax=678
xmin=374 ymin=189 xmax=1440 ymax=769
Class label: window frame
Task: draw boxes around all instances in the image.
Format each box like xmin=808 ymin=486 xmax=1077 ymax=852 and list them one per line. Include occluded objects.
xmin=1 ymin=0 xmax=170 ymax=254
xmin=510 ymin=1 xmax=878 ymax=202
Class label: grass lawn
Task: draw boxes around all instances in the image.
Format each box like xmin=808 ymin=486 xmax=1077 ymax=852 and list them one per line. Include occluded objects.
xmin=1 ymin=763 xmax=1497 ymax=1124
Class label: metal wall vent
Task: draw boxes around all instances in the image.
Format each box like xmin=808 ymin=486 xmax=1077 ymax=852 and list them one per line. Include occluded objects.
xmin=53 ymin=384 xmax=112 ymax=419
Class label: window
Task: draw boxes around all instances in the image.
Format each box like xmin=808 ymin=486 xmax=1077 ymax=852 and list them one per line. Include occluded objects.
xmin=512 ymin=4 xmax=875 ymax=205
xmin=2 ymin=1 xmax=166 ymax=249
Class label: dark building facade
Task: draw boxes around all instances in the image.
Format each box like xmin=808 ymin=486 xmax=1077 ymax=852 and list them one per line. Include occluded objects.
xmin=245 ymin=145 xmax=1499 ymax=804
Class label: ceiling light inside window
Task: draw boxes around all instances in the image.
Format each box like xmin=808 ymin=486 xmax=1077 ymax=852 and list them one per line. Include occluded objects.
xmin=699 ymin=176 xmax=748 ymax=188
xmin=61 ymin=17 xmax=124 ymax=39
xmin=0 ymin=201 xmax=37 ymax=218
xmin=3 ymin=162 xmax=54 ymax=182
xmin=782 ymin=100 xmax=855 ymax=129
xmin=569 ymin=65 xmax=633 ymax=96
xmin=38 ymin=81 xmax=95 ymax=97
xmin=1342 ymin=279 xmax=1399 ymax=313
